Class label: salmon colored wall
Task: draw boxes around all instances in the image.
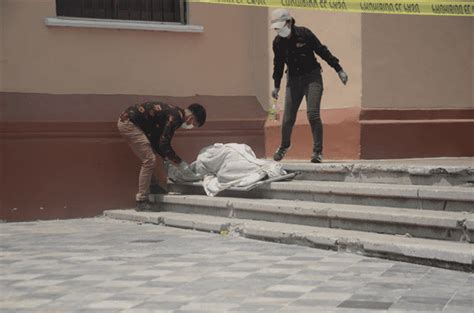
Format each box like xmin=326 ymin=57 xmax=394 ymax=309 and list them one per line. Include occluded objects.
xmin=2 ymin=2 xmax=472 ymax=222
xmin=472 ymin=19 xmax=474 ymax=106
xmin=265 ymin=107 xmax=361 ymax=160
xmin=360 ymin=117 xmax=474 ymax=159
xmin=1 ymin=120 xmax=267 ymax=222
xmin=362 ymin=15 xmax=473 ymax=109
xmin=1 ymin=93 xmax=266 ymax=222
xmin=265 ymin=10 xmax=362 ymax=112
xmin=262 ymin=9 xmax=362 ymax=159
xmin=0 ymin=0 xmax=4 ymax=92
xmin=1 ymin=1 xmax=264 ymax=97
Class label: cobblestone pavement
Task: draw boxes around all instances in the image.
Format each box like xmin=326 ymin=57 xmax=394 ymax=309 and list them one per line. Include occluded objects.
xmin=1 ymin=218 xmax=472 ymax=313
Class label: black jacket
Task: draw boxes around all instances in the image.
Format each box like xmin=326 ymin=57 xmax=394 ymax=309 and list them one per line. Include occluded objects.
xmin=272 ymin=25 xmax=342 ymax=89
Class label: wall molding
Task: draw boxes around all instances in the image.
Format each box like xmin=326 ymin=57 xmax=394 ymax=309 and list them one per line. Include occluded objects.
xmin=45 ymin=17 xmax=204 ymax=33
xmin=360 ymin=108 xmax=474 ymax=121
xmin=0 ymin=120 xmax=265 ymax=140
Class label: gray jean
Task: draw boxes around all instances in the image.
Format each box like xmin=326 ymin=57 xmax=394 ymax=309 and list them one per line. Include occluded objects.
xmin=281 ymin=68 xmax=324 ymax=153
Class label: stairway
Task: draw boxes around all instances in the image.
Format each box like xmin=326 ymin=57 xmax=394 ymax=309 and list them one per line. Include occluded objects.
xmin=105 ymin=160 xmax=474 ymax=272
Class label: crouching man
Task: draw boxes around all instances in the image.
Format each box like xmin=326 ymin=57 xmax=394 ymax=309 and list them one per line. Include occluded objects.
xmin=118 ymin=101 xmax=206 ymax=211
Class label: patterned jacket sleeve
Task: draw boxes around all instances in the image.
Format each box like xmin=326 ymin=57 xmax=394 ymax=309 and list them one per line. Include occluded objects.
xmin=158 ymin=113 xmax=182 ymax=164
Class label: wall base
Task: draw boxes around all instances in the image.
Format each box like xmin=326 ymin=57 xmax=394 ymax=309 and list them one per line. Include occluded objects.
xmin=1 ymin=92 xmax=473 ymax=222
xmin=0 ymin=93 xmax=266 ymax=222
xmin=264 ymin=107 xmax=362 ymax=160
xmin=264 ymin=107 xmax=474 ymax=161
xmin=360 ymin=109 xmax=474 ymax=159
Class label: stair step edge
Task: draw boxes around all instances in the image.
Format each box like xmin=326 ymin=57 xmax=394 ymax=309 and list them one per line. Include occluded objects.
xmin=152 ymin=195 xmax=474 ymax=230
xmin=104 ymin=209 xmax=474 ymax=271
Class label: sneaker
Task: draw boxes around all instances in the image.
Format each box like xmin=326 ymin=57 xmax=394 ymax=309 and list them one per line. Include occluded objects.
xmin=311 ymin=152 xmax=323 ymax=163
xmin=273 ymin=146 xmax=289 ymax=161
xmin=136 ymin=200 xmax=152 ymax=211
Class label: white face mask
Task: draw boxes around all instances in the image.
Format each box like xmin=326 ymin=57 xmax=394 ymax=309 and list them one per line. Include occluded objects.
xmin=277 ymin=25 xmax=291 ymax=38
xmin=181 ymin=122 xmax=194 ymax=130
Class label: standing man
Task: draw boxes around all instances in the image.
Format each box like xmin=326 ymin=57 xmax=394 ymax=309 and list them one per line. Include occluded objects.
xmin=270 ymin=9 xmax=348 ymax=163
xmin=118 ymin=101 xmax=206 ymax=210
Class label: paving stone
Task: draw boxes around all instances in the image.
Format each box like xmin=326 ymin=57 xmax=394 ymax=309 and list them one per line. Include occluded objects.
xmin=1 ymin=218 xmax=472 ymax=313
xmin=229 ymin=303 xmax=283 ymax=311
xmin=120 ymin=309 xmax=173 ymax=313
xmin=266 ymin=284 xmax=315 ymax=293
xmin=448 ymin=297 xmax=474 ymax=307
xmin=179 ymin=302 xmax=240 ymax=311
xmin=442 ymin=305 xmax=474 ymax=313
xmin=0 ymin=299 xmax=53 ymax=309
xmin=291 ymin=298 xmax=346 ymax=307
xmin=399 ymin=295 xmax=451 ymax=305
xmin=296 ymin=307 xmax=340 ymax=313
xmin=338 ymin=300 xmax=393 ymax=310
xmin=241 ymin=296 xmax=290 ymax=305
xmin=131 ymin=301 xmax=185 ymax=310
xmin=261 ymin=291 xmax=306 ymax=298
xmin=88 ymin=300 xmax=143 ymax=310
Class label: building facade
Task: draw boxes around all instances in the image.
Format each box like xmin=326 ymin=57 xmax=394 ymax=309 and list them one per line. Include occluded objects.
xmin=1 ymin=0 xmax=472 ymax=221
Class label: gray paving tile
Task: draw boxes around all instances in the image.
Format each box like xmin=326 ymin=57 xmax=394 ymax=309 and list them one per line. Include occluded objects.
xmin=443 ymin=305 xmax=474 ymax=313
xmin=229 ymin=303 xmax=283 ymax=311
xmin=131 ymin=301 xmax=185 ymax=310
xmin=400 ymin=295 xmax=451 ymax=305
xmin=261 ymin=291 xmax=306 ymax=298
xmin=448 ymin=298 xmax=474 ymax=307
xmin=1 ymin=218 xmax=472 ymax=313
xmin=390 ymin=301 xmax=446 ymax=311
xmin=338 ymin=300 xmax=393 ymax=310
xmin=290 ymin=298 xmax=344 ymax=307
xmin=349 ymin=291 xmax=402 ymax=300
xmin=365 ymin=282 xmax=414 ymax=290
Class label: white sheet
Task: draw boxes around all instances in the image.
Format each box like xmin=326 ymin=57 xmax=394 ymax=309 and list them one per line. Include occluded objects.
xmin=167 ymin=143 xmax=287 ymax=196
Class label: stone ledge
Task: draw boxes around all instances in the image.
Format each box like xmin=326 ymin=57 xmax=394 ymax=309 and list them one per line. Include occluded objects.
xmin=153 ymin=195 xmax=470 ymax=230
xmin=262 ymin=181 xmax=474 ymax=202
xmin=103 ymin=209 xmax=474 ymax=272
xmin=169 ymin=180 xmax=474 ymax=212
xmin=281 ymin=162 xmax=474 ymax=176
xmin=151 ymin=194 xmax=474 ymax=242
xmin=45 ymin=17 xmax=204 ymax=33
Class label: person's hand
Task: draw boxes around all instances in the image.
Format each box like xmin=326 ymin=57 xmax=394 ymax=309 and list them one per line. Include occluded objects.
xmin=338 ymin=70 xmax=348 ymax=85
xmin=178 ymin=161 xmax=191 ymax=171
xmin=163 ymin=160 xmax=172 ymax=173
xmin=177 ymin=161 xmax=201 ymax=181
xmin=271 ymin=88 xmax=280 ymax=100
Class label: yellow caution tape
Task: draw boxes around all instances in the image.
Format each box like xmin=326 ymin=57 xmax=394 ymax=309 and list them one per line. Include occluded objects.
xmin=188 ymin=0 xmax=474 ymax=16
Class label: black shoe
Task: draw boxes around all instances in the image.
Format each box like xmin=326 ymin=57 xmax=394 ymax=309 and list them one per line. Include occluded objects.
xmin=136 ymin=200 xmax=152 ymax=211
xmin=273 ymin=146 xmax=289 ymax=161
xmin=311 ymin=152 xmax=323 ymax=163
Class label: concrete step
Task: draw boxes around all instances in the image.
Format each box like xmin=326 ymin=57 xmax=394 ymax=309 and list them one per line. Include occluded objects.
xmin=168 ymin=181 xmax=474 ymax=213
xmin=281 ymin=162 xmax=474 ymax=187
xmin=103 ymin=209 xmax=474 ymax=272
xmin=148 ymin=194 xmax=474 ymax=243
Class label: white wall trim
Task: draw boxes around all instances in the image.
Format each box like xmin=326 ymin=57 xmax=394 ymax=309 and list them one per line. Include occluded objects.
xmin=44 ymin=17 xmax=204 ymax=33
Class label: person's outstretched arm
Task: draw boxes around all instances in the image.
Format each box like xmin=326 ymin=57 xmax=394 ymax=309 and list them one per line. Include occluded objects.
xmin=272 ymin=38 xmax=286 ymax=98
xmin=309 ymin=29 xmax=348 ymax=85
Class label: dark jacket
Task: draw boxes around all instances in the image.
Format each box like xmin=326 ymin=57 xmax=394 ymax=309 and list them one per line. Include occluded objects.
xmin=120 ymin=102 xmax=184 ymax=164
xmin=272 ymin=25 xmax=342 ymax=89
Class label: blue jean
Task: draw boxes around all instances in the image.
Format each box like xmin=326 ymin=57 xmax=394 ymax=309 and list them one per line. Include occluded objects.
xmin=281 ymin=69 xmax=324 ymax=154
